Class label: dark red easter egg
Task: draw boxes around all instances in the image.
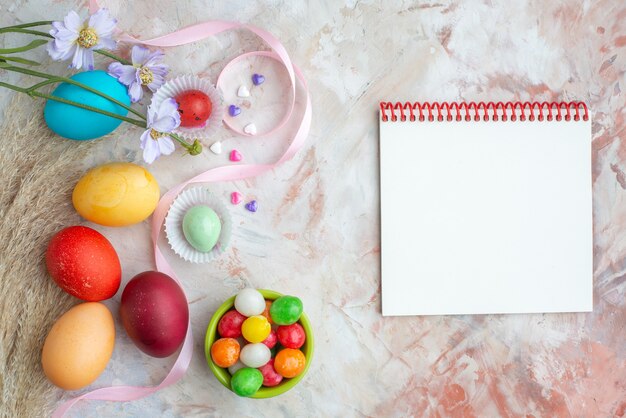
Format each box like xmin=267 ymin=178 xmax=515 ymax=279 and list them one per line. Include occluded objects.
xmin=276 ymin=323 xmax=306 ymax=349
xmin=175 ymin=90 xmax=212 ymax=127
xmin=45 ymin=226 xmax=121 ymax=301
xmin=120 ymin=271 xmax=189 ymax=358
xmin=218 ymin=310 xmax=247 ymax=338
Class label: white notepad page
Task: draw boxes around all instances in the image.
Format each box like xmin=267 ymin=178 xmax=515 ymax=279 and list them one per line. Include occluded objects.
xmin=380 ymin=110 xmax=592 ymax=316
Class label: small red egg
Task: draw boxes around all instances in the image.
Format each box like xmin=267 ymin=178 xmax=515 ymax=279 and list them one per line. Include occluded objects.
xmin=258 ymin=358 xmax=283 ymax=387
xmin=175 ymin=90 xmax=212 ymax=127
xmin=276 ymin=323 xmax=306 ymax=349
xmin=45 ymin=226 xmax=121 ymax=301
xmin=261 ymin=329 xmax=278 ymax=349
xmin=120 ymin=271 xmax=189 ymax=358
xmin=218 ymin=310 xmax=247 ymax=338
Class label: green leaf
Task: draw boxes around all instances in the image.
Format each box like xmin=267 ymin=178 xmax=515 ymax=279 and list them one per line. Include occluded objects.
xmin=0 ymin=55 xmax=40 ymax=66
xmin=0 ymin=61 xmax=10 ymax=68
xmin=0 ymin=39 xmax=47 ymax=54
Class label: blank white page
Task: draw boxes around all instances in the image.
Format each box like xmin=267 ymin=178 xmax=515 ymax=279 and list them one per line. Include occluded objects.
xmin=380 ymin=112 xmax=592 ymax=316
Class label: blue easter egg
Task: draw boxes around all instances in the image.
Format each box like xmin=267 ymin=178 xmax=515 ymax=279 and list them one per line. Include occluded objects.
xmin=44 ymin=70 xmax=131 ymax=141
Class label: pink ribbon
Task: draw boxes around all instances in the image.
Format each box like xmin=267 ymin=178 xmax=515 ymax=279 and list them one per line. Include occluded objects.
xmin=52 ymin=3 xmax=311 ymax=417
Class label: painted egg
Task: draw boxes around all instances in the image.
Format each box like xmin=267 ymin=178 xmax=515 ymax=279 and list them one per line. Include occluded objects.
xmin=120 ymin=271 xmax=189 ymax=358
xmin=240 ymin=343 xmax=271 ymax=368
xmin=182 ymin=205 xmax=221 ymax=252
xmin=44 ymin=70 xmax=130 ymax=140
xmin=73 ymin=162 xmax=160 ymax=227
xmin=234 ymin=288 xmax=265 ymax=317
xmin=42 ymin=302 xmax=115 ymax=390
xmin=46 ymin=226 xmax=121 ymax=301
xmin=175 ymin=90 xmax=212 ymax=127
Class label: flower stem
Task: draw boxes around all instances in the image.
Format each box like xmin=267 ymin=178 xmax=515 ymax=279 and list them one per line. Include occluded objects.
xmin=95 ymin=49 xmax=131 ymax=66
xmin=0 ymin=27 xmax=53 ymax=38
xmin=1 ymin=21 xmax=53 ymax=29
xmin=2 ymin=65 xmax=146 ymax=120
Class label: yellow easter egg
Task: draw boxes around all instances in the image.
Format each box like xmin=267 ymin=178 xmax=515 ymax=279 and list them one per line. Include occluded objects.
xmin=42 ymin=302 xmax=115 ymax=390
xmin=73 ymin=162 xmax=160 ymax=226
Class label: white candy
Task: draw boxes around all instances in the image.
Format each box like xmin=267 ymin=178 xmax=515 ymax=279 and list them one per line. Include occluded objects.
xmin=240 ymin=343 xmax=271 ymax=368
xmin=209 ymin=141 xmax=222 ymax=154
xmin=243 ymin=123 xmax=257 ymax=135
xmin=228 ymin=360 xmax=246 ymax=375
xmin=237 ymin=85 xmax=250 ymax=97
xmin=234 ymin=288 xmax=265 ymax=316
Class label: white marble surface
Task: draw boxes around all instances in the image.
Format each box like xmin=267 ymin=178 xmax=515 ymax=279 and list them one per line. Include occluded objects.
xmin=1 ymin=0 xmax=626 ymax=416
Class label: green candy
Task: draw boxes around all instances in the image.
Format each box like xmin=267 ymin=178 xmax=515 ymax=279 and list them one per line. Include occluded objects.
xmin=269 ymin=296 xmax=303 ymax=325
xmin=182 ymin=205 xmax=221 ymax=252
xmin=231 ymin=367 xmax=263 ymax=397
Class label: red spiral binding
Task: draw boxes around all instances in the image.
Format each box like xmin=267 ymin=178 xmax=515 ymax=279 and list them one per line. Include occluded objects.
xmin=379 ymin=101 xmax=589 ymax=122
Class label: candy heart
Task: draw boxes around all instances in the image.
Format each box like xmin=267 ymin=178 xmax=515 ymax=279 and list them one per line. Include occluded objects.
xmin=245 ymin=200 xmax=258 ymax=213
xmin=209 ymin=141 xmax=222 ymax=154
xmin=252 ymin=74 xmax=265 ymax=86
xmin=237 ymin=85 xmax=250 ymax=97
xmin=228 ymin=105 xmax=241 ymax=117
xmin=243 ymin=123 xmax=257 ymax=135
xmin=231 ymin=192 xmax=243 ymax=205
xmin=230 ymin=149 xmax=242 ymax=162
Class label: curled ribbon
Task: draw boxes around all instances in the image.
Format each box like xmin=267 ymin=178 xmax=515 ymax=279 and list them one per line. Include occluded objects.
xmin=52 ymin=3 xmax=311 ymax=417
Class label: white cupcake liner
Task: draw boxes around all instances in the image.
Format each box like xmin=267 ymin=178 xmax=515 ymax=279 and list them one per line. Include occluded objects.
xmin=152 ymin=75 xmax=224 ymax=140
xmin=165 ymin=187 xmax=232 ymax=263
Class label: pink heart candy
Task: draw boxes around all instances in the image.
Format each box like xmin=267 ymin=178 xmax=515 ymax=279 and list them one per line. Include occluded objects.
xmin=229 ymin=149 xmax=242 ymax=162
xmin=230 ymin=191 xmax=243 ymax=205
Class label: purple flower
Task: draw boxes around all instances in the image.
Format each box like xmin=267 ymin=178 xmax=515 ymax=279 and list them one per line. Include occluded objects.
xmin=46 ymin=9 xmax=117 ymax=70
xmin=140 ymin=98 xmax=181 ymax=164
xmin=108 ymin=45 xmax=169 ymax=103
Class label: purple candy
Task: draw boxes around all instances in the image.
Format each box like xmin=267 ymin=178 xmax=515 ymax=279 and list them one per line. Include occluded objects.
xmin=252 ymin=73 xmax=265 ymax=86
xmin=245 ymin=200 xmax=258 ymax=212
xmin=228 ymin=104 xmax=241 ymax=117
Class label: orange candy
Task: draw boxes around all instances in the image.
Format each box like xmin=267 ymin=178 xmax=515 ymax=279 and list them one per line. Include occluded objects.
xmin=274 ymin=348 xmax=306 ymax=378
xmin=211 ymin=338 xmax=240 ymax=368
xmin=261 ymin=300 xmax=273 ymax=324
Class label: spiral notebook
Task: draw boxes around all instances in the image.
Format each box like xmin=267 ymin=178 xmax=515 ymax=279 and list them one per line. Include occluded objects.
xmin=379 ymin=101 xmax=592 ymax=316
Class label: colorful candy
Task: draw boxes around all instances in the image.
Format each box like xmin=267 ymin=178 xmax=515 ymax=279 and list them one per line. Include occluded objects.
xmin=252 ymin=73 xmax=265 ymax=86
xmin=243 ymin=123 xmax=257 ymax=135
xmin=209 ymin=141 xmax=222 ymax=154
xmin=261 ymin=300 xmax=273 ymax=324
xmin=237 ymin=85 xmax=250 ymax=97
xmin=245 ymin=200 xmax=258 ymax=213
xmin=269 ymin=296 xmax=303 ymax=325
xmin=234 ymin=288 xmax=265 ymax=316
xmin=228 ymin=104 xmax=241 ymax=117
xmin=231 ymin=368 xmax=263 ymax=397
xmin=277 ymin=323 xmax=306 ymax=349
xmin=210 ymin=338 xmax=240 ymax=368
xmin=229 ymin=149 xmax=242 ymax=162
xmin=261 ymin=329 xmax=278 ymax=349
xmin=241 ymin=315 xmax=271 ymax=343
xmin=228 ymin=360 xmax=246 ymax=375
xmin=218 ymin=310 xmax=247 ymax=338
xmin=240 ymin=343 xmax=271 ymax=368
xmin=258 ymin=359 xmax=283 ymax=387
xmin=274 ymin=348 xmax=306 ymax=378
xmin=230 ymin=191 xmax=243 ymax=205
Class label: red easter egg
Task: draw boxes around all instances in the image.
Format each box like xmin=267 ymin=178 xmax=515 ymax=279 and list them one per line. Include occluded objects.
xmin=218 ymin=310 xmax=247 ymax=338
xmin=175 ymin=90 xmax=212 ymax=127
xmin=120 ymin=271 xmax=189 ymax=358
xmin=276 ymin=323 xmax=306 ymax=349
xmin=46 ymin=226 xmax=121 ymax=301
xmin=258 ymin=358 xmax=283 ymax=387
xmin=261 ymin=329 xmax=278 ymax=349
